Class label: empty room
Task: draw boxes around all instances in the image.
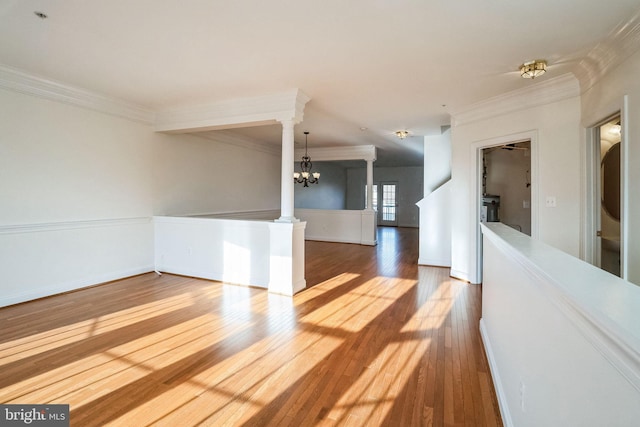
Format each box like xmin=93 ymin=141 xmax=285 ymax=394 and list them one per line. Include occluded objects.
xmin=1 ymin=1 xmax=640 ymax=426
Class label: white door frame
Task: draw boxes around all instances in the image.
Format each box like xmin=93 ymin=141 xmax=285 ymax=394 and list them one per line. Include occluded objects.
xmin=471 ymin=131 xmax=539 ymax=284
xmin=583 ymin=100 xmax=628 ymax=279
xmin=378 ymin=181 xmax=398 ymax=226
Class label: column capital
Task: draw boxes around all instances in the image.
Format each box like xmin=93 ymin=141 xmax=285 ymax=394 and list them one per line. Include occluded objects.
xmin=275 ymin=89 xmax=310 ymax=125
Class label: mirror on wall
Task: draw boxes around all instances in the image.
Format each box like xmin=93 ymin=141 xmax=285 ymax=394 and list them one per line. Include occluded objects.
xmin=601 ymin=142 xmax=621 ymax=221
xmin=597 ymin=116 xmax=621 ymax=277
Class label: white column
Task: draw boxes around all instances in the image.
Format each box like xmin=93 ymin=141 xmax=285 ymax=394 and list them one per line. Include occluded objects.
xmin=277 ymin=119 xmax=298 ymax=222
xmin=366 ymin=159 xmax=374 ymax=210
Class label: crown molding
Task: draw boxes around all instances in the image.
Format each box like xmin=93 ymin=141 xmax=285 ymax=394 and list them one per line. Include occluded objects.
xmin=0 ymin=64 xmax=154 ymax=124
xmin=295 ymin=145 xmax=377 ymax=162
xmin=155 ymin=89 xmax=311 ymax=133
xmin=573 ymin=10 xmax=640 ymax=93
xmin=197 ymin=130 xmax=281 ymax=157
xmin=451 ymin=73 xmax=580 ymax=127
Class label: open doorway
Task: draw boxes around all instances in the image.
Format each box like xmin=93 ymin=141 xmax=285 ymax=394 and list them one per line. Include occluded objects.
xmin=589 ymin=115 xmax=622 ymax=277
xmin=472 ymin=132 xmax=538 ymax=284
xmin=480 ymin=141 xmax=532 ymax=235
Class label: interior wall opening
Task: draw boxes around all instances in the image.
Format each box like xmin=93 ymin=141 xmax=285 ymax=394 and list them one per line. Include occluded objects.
xmin=480 ymin=141 xmax=532 ymax=236
xmin=593 ymin=115 xmax=622 ymax=277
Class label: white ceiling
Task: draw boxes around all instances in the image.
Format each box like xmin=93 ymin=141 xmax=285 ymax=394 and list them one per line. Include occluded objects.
xmin=1 ymin=1 xmax=639 ymax=166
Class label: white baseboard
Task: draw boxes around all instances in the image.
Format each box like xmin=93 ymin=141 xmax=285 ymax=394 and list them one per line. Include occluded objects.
xmin=0 ymin=266 xmax=154 ymax=308
xmin=479 ymin=318 xmax=514 ymax=427
xmin=304 ymin=235 xmax=361 ymax=245
xmin=450 ymin=268 xmax=473 ymax=283
xmin=418 ymin=257 xmax=451 ymax=267
xmin=157 ymin=264 xmax=269 ymax=289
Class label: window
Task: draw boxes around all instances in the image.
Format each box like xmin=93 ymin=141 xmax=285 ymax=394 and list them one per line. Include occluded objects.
xmin=381 ymin=184 xmax=396 ymax=222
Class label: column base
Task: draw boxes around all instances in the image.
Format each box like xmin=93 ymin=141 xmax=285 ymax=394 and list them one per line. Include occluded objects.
xmin=275 ymin=216 xmax=300 ymax=223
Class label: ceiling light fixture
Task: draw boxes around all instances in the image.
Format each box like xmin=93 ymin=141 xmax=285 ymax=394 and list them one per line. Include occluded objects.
xmin=395 ymin=130 xmax=409 ymax=139
xmin=293 ymin=132 xmax=320 ymax=187
xmin=34 ymin=11 xmax=48 ymax=19
xmin=520 ymin=60 xmax=547 ymax=79
xmin=609 ymin=121 xmax=622 ymax=136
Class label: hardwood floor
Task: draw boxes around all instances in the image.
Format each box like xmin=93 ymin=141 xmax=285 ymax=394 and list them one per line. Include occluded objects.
xmin=0 ymin=227 xmax=502 ymax=426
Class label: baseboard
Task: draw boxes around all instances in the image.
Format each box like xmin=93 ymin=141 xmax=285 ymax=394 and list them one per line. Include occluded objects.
xmin=0 ymin=265 xmax=154 ymax=308
xmin=304 ymin=235 xmax=361 ymax=245
xmin=450 ymin=268 xmax=473 ymax=283
xmin=479 ymin=318 xmax=514 ymax=427
xmin=293 ymin=278 xmax=307 ymax=295
xmin=158 ymin=264 xmax=269 ymax=289
xmin=418 ymin=257 xmax=451 ymax=267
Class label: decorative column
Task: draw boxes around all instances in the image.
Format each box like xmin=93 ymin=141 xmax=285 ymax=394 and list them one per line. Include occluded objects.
xmin=366 ymin=159 xmax=374 ymax=210
xmin=361 ymin=157 xmax=377 ymax=245
xmin=277 ymin=119 xmax=298 ymax=223
xmin=269 ymin=117 xmax=306 ymax=296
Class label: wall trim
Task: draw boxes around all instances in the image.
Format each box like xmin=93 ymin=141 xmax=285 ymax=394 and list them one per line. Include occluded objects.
xmin=0 ymin=266 xmax=153 ymax=308
xmin=573 ymin=10 xmax=640 ymax=93
xmin=297 ymin=145 xmax=377 ymax=162
xmin=197 ymin=130 xmax=282 ymax=156
xmin=0 ymin=64 xmax=154 ymax=124
xmin=479 ymin=319 xmax=514 ymax=427
xmin=418 ymin=257 xmax=451 ymax=268
xmin=155 ymin=89 xmax=310 ymax=133
xmin=304 ymin=235 xmax=361 ymax=245
xmin=451 ymin=73 xmax=580 ymax=127
xmin=0 ymin=217 xmax=152 ymax=235
xmin=157 ymin=264 xmax=269 ymax=289
xmin=187 ymin=209 xmax=281 ymax=220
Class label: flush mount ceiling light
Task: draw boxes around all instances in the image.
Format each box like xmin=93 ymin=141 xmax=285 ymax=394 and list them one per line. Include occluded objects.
xmin=520 ymin=60 xmax=547 ymax=79
xmin=609 ymin=121 xmax=622 ymax=136
xmin=293 ymin=132 xmax=320 ymax=187
xmin=395 ymin=130 xmax=409 ymax=139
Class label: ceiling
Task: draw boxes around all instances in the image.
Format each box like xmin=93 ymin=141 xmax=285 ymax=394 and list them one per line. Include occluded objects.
xmin=1 ymin=1 xmax=639 ymax=166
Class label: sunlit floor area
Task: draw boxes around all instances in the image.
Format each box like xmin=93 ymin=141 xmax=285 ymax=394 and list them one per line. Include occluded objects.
xmin=0 ymin=227 xmax=502 ymax=426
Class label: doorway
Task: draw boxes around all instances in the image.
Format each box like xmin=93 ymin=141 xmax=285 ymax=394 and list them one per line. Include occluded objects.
xmin=379 ymin=182 xmax=398 ymax=226
xmin=365 ymin=182 xmax=399 ymax=226
xmin=480 ymin=142 xmax=532 ymax=235
xmin=472 ymin=131 xmax=538 ymax=284
xmin=590 ymin=115 xmax=622 ymax=277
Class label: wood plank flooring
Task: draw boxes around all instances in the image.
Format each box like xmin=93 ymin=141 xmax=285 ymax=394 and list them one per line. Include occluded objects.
xmin=0 ymin=227 xmax=502 ymax=426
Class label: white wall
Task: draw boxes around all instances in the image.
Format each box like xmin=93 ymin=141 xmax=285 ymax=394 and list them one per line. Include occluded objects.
xmin=451 ymin=79 xmax=582 ymax=283
xmin=295 ymin=208 xmax=377 ymax=245
xmin=481 ymin=223 xmax=640 ymax=427
xmin=0 ymin=86 xmax=283 ymax=307
xmin=153 ymin=132 xmax=281 ymax=216
xmin=580 ymin=48 xmax=640 ymax=284
xmin=346 ymin=166 xmax=423 ymax=227
xmin=294 ymin=162 xmax=347 ymax=210
xmin=424 ymin=130 xmax=451 ymax=195
xmin=418 ymin=130 xmax=452 ymax=266
xmin=0 ymin=88 xmax=155 ymax=306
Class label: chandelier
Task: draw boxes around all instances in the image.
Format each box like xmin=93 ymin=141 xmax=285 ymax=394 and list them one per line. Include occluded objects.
xmin=293 ymin=131 xmax=320 ymax=187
